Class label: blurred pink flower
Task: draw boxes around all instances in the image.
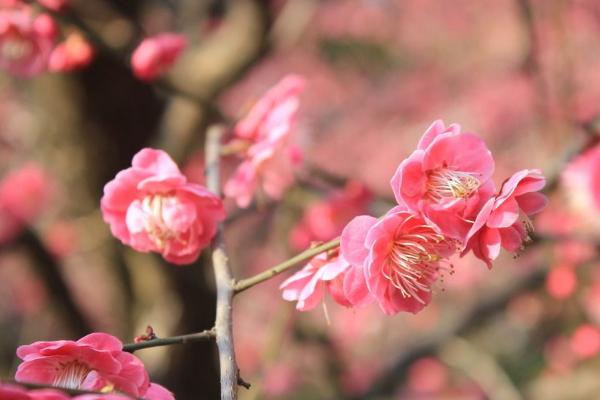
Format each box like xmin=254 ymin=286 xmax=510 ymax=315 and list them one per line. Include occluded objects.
xmin=390 ymin=120 xmax=495 ymax=241
xmin=0 ymin=164 xmax=53 ymax=243
xmin=16 ymin=333 xmax=151 ymax=396
xmin=48 ymin=32 xmax=94 ymax=72
xmin=224 ymin=74 xmax=305 ymax=208
xmin=0 ymin=380 xmax=171 ymax=399
xmin=290 ymin=181 xmax=372 ymax=250
xmin=0 ymin=9 xmax=56 ymax=76
xmin=101 ymin=148 xmax=225 ymax=265
xmin=570 ymin=324 xmax=600 ymax=360
xmin=463 ymin=169 xmax=547 ymax=268
xmin=546 ymin=265 xmax=577 ymax=300
xmin=407 ymin=357 xmax=449 ymax=394
xmin=131 ymin=33 xmax=186 ymax=81
xmin=280 ymin=250 xmax=351 ymax=311
xmin=341 ymin=208 xmax=455 ymax=315
xmin=262 ymin=363 xmax=298 ymax=397
xmin=562 ymin=143 xmax=600 ymax=214
xmin=0 ymin=382 xmax=35 ymax=400
xmin=43 ymin=220 xmax=78 ymax=259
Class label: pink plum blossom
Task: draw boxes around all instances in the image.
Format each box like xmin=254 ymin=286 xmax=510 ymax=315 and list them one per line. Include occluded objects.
xmin=390 ymin=120 xmax=495 ymax=241
xmin=570 ymin=324 xmax=600 ymax=360
xmin=101 ymin=148 xmax=225 ymax=265
xmin=463 ymin=169 xmax=548 ymax=267
xmin=290 ymin=181 xmax=372 ymax=250
xmin=15 ymin=333 xmax=169 ymax=398
xmin=0 ymin=382 xmax=36 ymax=400
xmin=562 ymin=142 xmax=600 ymax=214
xmin=341 ymin=208 xmax=456 ymax=315
xmin=48 ymin=32 xmax=94 ymax=72
xmin=0 ymin=8 xmax=56 ymax=76
xmin=224 ymin=74 xmax=305 ymax=208
xmin=280 ymin=250 xmax=352 ymax=311
xmin=131 ymin=33 xmax=186 ymax=81
xmin=0 ymin=164 xmax=53 ymax=243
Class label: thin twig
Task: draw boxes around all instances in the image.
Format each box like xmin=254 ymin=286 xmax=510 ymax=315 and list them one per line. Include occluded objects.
xmin=123 ymin=328 xmax=216 ymax=352
xmin=233 ymin=238 xmax=341 ymax=294
xmin=206 ymin=125 xmax=240 ymax=400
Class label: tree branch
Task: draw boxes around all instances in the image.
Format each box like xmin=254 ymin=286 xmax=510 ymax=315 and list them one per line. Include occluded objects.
xmin=1 ymin=229 xmax=93 ymax=337
xmin=206 ymin=125 xmax=240 ymax=400
xmin=233 ymin=238 xmax=341 ymax=295
xmin=123 ymin=328 xmax=216 ymax=352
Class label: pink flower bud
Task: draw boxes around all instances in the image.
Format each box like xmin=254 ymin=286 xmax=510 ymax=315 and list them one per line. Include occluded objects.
xmin=131 ymin=33 xmax=186 ymax=81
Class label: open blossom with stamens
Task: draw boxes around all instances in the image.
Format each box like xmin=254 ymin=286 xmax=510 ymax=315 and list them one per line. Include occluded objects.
xmin=101 ymin=148 xmax=225 ymax=265
xmin=463 ymin=169 xmax=548 ymax=267
xmin=390 ymin=120 xmax=495 ymax=241
xmin=280 ymin=250 xmax=352 ymax=310
xmin=224 ymin=75 xmax=305 ymax=208
xmin=14 ymin=333 xmax=173 ymax=399
xmin=0 ymin=8 xmax=56 ymax=76
xmin=341 ymin=208 xmax=455 ymax=315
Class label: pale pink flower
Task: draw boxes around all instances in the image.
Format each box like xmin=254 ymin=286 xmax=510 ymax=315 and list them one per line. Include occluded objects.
xmin=562 ymin=143 xmax=600 ymax=214
xmin=290 ymin=181 xmax=371 ymax=250
xmin=101 ymin=148 xmax=225 ymax=265
xmin=0 ymin=164 xmax=53 ymax=243
xmin=224 ymin=75 xmax=305 ymax=208
xmin=15 ymin=333 xmax=150 ymax=396
xmin=0 ymin=382 xmax=35 ymax=400
xmin=341 ymin=208 xmax=455 ymax=315
xmin=28 ymin=389 xmax=70 ymax=400
xmin=48 ymin=32 xmax=94 ymax=72
xmin=546 ymin=265 xmax=577 ymax=300
xmin=571 ymin=324 xmax=600 ymax=360
xmin=73 ymin=383 xmax=173 ymax=399
xmin=390 ymin=120 xmax=495 ymax=241
xmin=131 ymin=33 xmax=186 ymax=81
xmin=463 ymin=169 xmax=547 ymax=268
xmin=0 ymin=9 xmax=56 ymax=76
xmin=280 ymin=251 xmax=351 ymax=311
xmin=407 ymin=357 xmax=449 ymax=394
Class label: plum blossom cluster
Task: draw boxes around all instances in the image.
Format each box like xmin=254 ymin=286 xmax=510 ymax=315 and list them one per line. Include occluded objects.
xmin=281 ymin=120 xmax=548 ymax=315
xmin=224 ymin=74 xmax=305 ymax=208
xmin=0 ymin=1 xmax=94 ymax=76
xmin=101 ymin=148 xmax=225 ymax=265
xmin=0 ymin=2 xmax=187 ymax=79
xmin=4 ymin=332 xmax=173 ymax=399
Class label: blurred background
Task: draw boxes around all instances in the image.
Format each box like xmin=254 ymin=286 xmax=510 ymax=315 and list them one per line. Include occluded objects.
xmin=1 ymin=0 xmax=600 ymax=399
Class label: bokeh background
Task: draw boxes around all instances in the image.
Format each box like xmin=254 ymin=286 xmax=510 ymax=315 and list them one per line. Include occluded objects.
xmin=2 ymin=0 xmax=600 ymax=399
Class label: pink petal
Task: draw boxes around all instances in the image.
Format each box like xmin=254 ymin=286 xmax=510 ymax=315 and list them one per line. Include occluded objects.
xmin=424 ymin=132 xmax=494 ymax=183
xmin=343 ymin=263 xmax=372 ymax=307
xmin=516 ymin=192 xmax=548 ymax=215
xmin=340 ymin=215 xmax=377 ymax=267
xmin=499 ymin=224 xmax=527 ymax=252
xmin=487 ymin=197 xmax=520 ymax=228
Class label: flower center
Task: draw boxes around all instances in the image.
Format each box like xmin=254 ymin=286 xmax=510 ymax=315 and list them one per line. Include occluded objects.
xmin=53 ymin=361 xmax=92 ymax=390
xmin=1 ymin=33 xmax=33 ymax=61
xmin=141 ymin=193 xmax=177 ymax=250
xmin=382 ymin=220 xmax=451 ymax=304
xmin=426 ymin=168 xmax=480 ymax=202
